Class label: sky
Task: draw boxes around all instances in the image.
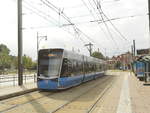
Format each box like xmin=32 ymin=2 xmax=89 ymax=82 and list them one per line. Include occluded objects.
xmin=0 ymin=0 xmax=149 ymax=60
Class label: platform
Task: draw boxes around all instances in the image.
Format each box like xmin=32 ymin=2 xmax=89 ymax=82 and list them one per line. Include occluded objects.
xmin=92 ymin=71 xmax=150 ymax=113
xmin=0 ymin=71 xmax=150 ymax=113
xmin=0 ymin=83 xmax=37 ymax=100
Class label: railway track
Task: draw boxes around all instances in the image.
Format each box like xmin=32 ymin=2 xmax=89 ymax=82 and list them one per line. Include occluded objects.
xmin=0 ymin=91 xmax=55 ymax=113
xmin=0 ymin=75 xmax=114 ymax=113
xmin=51 ymin=75 xmax=114 ymax=113
xmin=86 ymin=79 xmax=114 ymax=113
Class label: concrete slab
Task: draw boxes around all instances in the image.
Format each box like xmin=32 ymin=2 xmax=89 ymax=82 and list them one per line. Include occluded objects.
xmin=0 ymin=71 xmax=150 ymax=113
xmin=117 ymin=73 xmax=132 ymax=113
xmin=129 ymin=72 xmax=150 ymax=113
xmin=0 ymin=83 xmax=37 ymax=100
xmin=91 ymin=71 xmax=123 ymax=113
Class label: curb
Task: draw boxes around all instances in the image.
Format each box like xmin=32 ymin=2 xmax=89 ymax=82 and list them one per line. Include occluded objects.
xmin=0 ymin=88 xmax=38 ymax=101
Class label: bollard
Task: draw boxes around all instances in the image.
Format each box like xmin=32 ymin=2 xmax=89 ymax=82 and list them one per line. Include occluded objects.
xmin=0 ymin=75 xmax=2 ymax=85
xmin=34 ymin=73 xmax=36 ymax=82
xmin=25 ymin=74 xmax=26 ymax=84
xmin=13 ymin=75 xmax=15 ymax=86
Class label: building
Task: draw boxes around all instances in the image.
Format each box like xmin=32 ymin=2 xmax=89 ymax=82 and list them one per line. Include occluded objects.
xmin=107 ymin=52 xmax=132 ymax=70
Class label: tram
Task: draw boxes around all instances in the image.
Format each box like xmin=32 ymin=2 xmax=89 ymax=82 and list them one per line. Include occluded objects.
xmin=133 ymin=61 xmax=145 ymax=81
xmin=37 ymin=48 xmax=106 ymax=90
xmin=133 ymin=55 xmax=150 ymax=82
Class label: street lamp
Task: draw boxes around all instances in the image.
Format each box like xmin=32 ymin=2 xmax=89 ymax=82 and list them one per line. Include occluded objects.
xmin=37 ymin=32 xmax=47 ymax=56
xmin=36 ymin=32 xmax=47 ymax=75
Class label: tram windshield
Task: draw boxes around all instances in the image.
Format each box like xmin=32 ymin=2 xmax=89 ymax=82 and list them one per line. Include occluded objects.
xmin=38 ymin=49 xmax=63 ymax=78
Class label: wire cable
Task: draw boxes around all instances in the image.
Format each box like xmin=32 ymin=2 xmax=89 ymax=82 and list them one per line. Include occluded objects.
xmin=92 ymin=0 xmax=120 ymax=50
xmin=81 ymin=0 xmax=113 ymax=50
xmin=23 ymin=0 xmax=93 ymax=53
xmin=41 ymin=0 xmax=106 ymax=52
xmin=98 ymin=0 xmax=129 ymax=42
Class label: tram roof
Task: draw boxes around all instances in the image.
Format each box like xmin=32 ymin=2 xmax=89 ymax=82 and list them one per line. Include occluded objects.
xmin=40 ymin=48 xmax=105 ymax=63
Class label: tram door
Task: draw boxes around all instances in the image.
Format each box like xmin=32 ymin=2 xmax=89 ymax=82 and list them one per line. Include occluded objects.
xmin=145 ymin=62 xmax=150 ymax=82
xmin=136 ymin=62 xmax=145 ymax=81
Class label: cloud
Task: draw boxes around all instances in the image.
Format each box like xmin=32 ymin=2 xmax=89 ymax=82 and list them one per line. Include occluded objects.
xmin=0 ymin=0 xmax=149 ymax=58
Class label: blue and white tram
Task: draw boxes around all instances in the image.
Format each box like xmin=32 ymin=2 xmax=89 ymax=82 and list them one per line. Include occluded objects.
xmin=37 ymin=48 xmax=106 ymax=90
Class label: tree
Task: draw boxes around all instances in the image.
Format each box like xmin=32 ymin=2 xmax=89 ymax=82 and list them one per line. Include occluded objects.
xmin=0 ymin=44 xmax=11 ymax=71
xmin=0 ymin=44 xmax=37 ymax=73
xmin=23 ymin=55 xmax=36 ymax=70
xmin=0 ymin=44 xmax=10 ymax=54
xmin=10 ymin=55 xmax=18 ymax=69
xmin=91 ymin=51 xmax=105 ymax=59
xmin=31 ymin=61 xmax=37 ymax=70
xmin=115 ymin=61 xmax=121 ymax=69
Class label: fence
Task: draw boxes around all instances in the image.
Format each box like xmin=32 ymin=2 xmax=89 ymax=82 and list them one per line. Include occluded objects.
xmin=0 ymin=73 xmax=37 ymax=87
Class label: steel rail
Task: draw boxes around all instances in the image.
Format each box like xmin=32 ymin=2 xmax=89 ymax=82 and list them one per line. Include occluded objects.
xmin=1 ymin=75 xmax=112 ymax=113
xmin=1 ymin=91 xmax=55 ymax=113
xmin=50 ymin=75 xmax=113 ymax=113
xmin=86 ymin=78 xmax=115 ymax=113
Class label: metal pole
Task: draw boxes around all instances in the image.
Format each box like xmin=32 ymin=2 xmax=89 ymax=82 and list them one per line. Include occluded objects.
xmin=37 ymin=32 xmax=39 ymax=78
xmin=148 ymin=0 xmax=150 ymax=32
xmin=37 ymin=32 xmax=39 ymax=58
xmin=85 ymin=42 xmax=93 ymax=56
xmin=13 ymin=75 xmax=15 ymax=86
xmin=18 ymin=0 xmax=23 ymax=86
xmin=34 ymin=73 xmax=36 ymax=82
xmin=36 ymin=32 xmax=47 ymax=76
xmin=98 ymin=48 xmax=99 ymax=52
xmin=131 ymin=45 xmax=134 ymax=60
xmin=89 ymin=43 xmax=92 ymax=56
xmin=148 ymin=0 xmax=150 ymax=54
xmin=133 ymin=40 xmax=136 ymax=56
xmin=105 ymin=48 xmax=106 ymax=58
xmin=37 ymin=32 xmax=47 ymax=56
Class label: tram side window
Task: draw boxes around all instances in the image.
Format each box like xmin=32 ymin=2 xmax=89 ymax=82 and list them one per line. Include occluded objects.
xmin=90 ymin=63 xmax=95 ymax=72
xmin=85 ymin=62 xmax=91 ymax=73
xmin=87 ymin=63 xmax=90 ymax=72
xmin=92 ymin=64 xmax=95 ymax=72
xmin=71 ymin=60 xmax=83 ymax=75
xmin=72 ymin=60 xmax=76 ymax=74
xmin=94 ymin=64 xmax=97 ymax=71
xmin=85 ymin=62 xmax=88 ymax=73
xmin=99 ymin=64 xmax=102 ymax=71
xmin=79 ymin=61 xmax=83 ymax=73
xmin=61 ymin=58 xmax=72 ymax=77
xmin=88 ymin=63 xmax=91 ymax=72
xmin=76 ymin=62 xmax=79 ymax=72
xmin=70 ymin=60 xmax=75 ymax=75
xmin=96 ymin=64 xmax=99 ymax=71
xmin=89 ymin=63 xmax=92 ymax=72
xmin=78 ymin=61 xmax=83 ymax=74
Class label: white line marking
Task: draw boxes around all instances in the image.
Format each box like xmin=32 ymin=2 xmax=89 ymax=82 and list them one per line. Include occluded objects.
xmin=117 ymin=73 xmax=132 ymax=113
